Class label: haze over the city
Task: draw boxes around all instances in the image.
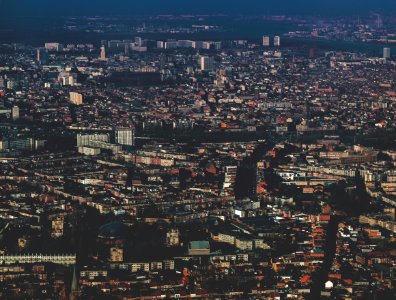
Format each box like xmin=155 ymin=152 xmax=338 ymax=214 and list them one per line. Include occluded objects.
xmin=0 ymin=0 xmax=395 ymax=16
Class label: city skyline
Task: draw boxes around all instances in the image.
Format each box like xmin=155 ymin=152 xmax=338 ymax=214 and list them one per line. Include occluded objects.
xmin=0 ymin=1 xmax=396 ymax=299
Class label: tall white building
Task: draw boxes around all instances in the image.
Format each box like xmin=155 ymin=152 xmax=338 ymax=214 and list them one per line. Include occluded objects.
xmin=69 ymin=92 xmax=83 ymax=105
xmin=115 ymin=127 xmax=135 ymax=146
xmin=44 ymin=43 xmax=63 ymax=51
xmin=274 ymin=36 xmax=281 ymax=47
xmin=194 ymin=41 xmax=212 ymax=50
xmin=37 ymin=48 xmax=48 ymax=64
xmin=164 ymin=41 xmax=178 ymax=49
xmin=383 ymin=47 xmax=391 ymax=59
xmin=157 ymin=41 xmax=164 ymax=49
xmin=200 ymin=56 xmax=215 ymax=71
xmin=12 ymin=106 xmax=19 ymax=120
xmin=77 ymin=133 xmax=110 ymax=147
xmin=177 ymin=40 xmax=195 ymax=48
xmin=62 ymin=76 xmax=74 ymax=86
xmin=135 ymin=37 xmax=143 ymax=47
xmin=213 ymin=41 xmax=222 ymax=50
xmin=262 ymin=36 xmax=270 ymax=46
xmin=99 ymin=46 xmax=106 ymax=60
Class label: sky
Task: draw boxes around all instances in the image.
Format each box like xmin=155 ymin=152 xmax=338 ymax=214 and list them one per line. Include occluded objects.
xmin=0 ymin=0 xmax=395 ymax=16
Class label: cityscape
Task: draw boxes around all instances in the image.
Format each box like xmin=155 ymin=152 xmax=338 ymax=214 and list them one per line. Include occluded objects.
xmin=1 ymin=0 xmax=396 ymax=299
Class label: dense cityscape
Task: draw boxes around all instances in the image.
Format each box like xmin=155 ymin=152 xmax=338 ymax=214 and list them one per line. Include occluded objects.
xmin=1 ymin=1 xmax=396 ymax=299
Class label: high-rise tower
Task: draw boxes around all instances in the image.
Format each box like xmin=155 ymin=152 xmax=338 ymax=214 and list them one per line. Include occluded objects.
xmin=99 ymin=46 xmax=106 ymax=60
xmin=262 ymin=36 xmax=270 ymax=47
xmin=383 ymin=47 xmax=391 ymax=60
xmin=274 ymin=36 xmax=281 ymax=47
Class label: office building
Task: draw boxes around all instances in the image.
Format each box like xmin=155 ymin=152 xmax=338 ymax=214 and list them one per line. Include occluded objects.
xmin=0 ymin=140 xmax=8 ymax=152
xmin=213 ymin=41 xmax=222 ymax=50
xmin=159 ymin=54 xmax=166 ymax=70
xmin=262 ymin=36 xmax=270 ymax=46
xmin=62 ymin=76 xmax=74 ymax=86
xmin=99 ymin=46 xmax=106 ymax=60
xmin=115 ymin=127 xmax=135 ymax=146
xmin=9 ymin=138 xmax=34 ymax=151
xmin=135 ymin=37 xmax=143 ymax=47
xmin=7 ymin=80 xmax=14 ymax=89
xmin=0 ymin=254 xmax=76 ymax=265
xmin=383 ymin=47 xmax=391 ymax=59
xmin=157 ymin=41 xmax=164 ymax=49
xmin=188 ymin=241 xmax=210 ymax=256
xmin=274 ymin=36 xmax=281 ymax=47
xmin=164 ymin=40 xmax=178 ymax=49
xmin=130 ymin=45 xmax=147 ymax=52
xmin=110 ymin=248 xmax=124 ymax=262
xmin=44 ymin=43 xmax=64 ymax=51
xmin=166 ymin=229 xmax=180 ymax=247
xmin=12 ymin=106 xmax=19 ymax=120
xmin=200 ymin=56 xmax=215 ymax=71
xmin=202 ymin=41 xmax=211 ymax=50
xmin=77 ymin=133 xmax=110 ymax=147
xmin=194 ymin=41 xmax=205 ymax=49
xmin=51 ymin=217 xmax=64 ymax=238
xmin=177 ymin=40 xmax=195 ymax=48
xmin=69 ymin=92 xmax=83 ymax=105
xmin=37 ymin=48 xmax=48 ymax=64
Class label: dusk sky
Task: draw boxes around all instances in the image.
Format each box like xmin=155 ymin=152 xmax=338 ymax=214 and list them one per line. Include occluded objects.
xmin=0 ymin=0 xmax=395 ymax=16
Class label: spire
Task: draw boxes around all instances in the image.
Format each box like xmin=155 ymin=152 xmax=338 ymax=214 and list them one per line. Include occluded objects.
xmin=70 ymin=264 xmax=78 ymax=300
